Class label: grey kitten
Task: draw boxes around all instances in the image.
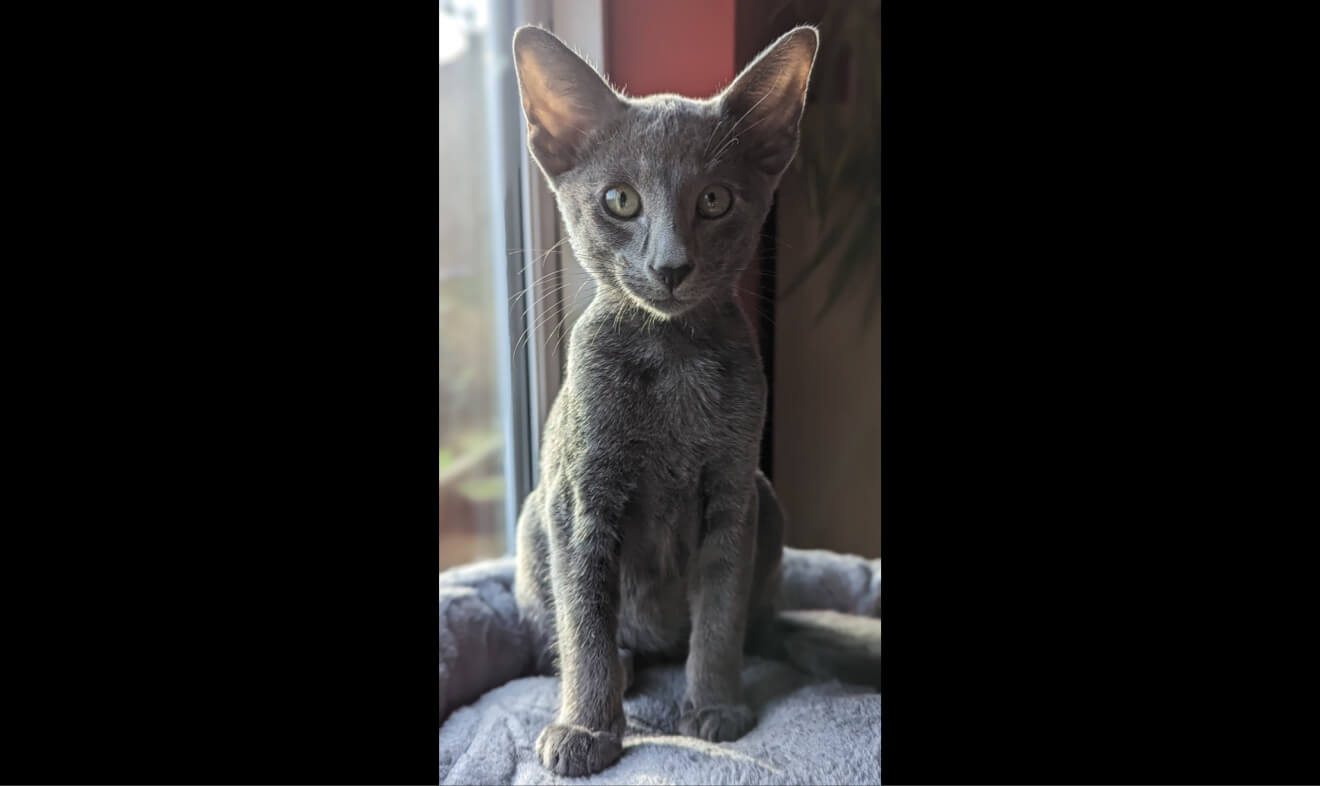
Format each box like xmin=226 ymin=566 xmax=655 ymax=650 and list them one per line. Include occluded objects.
xmin=510 ymin=24 xmax=880 ymax=777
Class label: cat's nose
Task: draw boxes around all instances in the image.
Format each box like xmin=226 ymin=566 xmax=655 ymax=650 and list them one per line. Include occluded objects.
xmin=650 ymin=259 xmax=693 ymax=292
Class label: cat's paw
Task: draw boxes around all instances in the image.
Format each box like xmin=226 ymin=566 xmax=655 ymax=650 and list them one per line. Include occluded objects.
xmin=535 ymin=722 xmax=623 ymax=776
xmin=678 ymin=701 xmax=757 ymax=742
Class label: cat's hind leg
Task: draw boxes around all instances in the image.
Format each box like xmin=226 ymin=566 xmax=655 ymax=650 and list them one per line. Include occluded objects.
xmin=619 ymin=647 xmax=635 ymax=693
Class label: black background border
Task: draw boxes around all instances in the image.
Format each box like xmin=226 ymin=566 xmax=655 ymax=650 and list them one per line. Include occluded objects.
xmin=4 ymin=4 xmax=1314 ymax=784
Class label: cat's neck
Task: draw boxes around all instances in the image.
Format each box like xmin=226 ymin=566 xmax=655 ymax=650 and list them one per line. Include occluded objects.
xmin=589 ymin=285 xmax=740 ymax=337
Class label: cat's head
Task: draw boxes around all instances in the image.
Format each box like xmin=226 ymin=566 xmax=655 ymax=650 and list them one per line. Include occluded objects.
xmin=512 ymin=25 xmax=817 ymax=319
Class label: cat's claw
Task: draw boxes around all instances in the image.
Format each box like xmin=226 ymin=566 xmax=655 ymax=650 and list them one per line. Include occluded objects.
xmin=678 ymin=702 xmax=757 ymax=742
xmin=535 ymin=722 xmax=623 ymax=776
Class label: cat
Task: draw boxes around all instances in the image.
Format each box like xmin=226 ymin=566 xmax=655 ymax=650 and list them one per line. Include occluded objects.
xmin=509 ymin=23 xmax=880 ymax=777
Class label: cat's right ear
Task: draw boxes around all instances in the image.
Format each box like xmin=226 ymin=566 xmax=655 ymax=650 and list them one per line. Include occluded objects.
xmin=512 ymin=26 xmax=623 ymax=180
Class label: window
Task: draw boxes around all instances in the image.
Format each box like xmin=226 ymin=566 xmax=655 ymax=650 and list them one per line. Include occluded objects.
xmin=438 ymin=0 xmax=531 ymax=570
xmin=439 ymin=0 xmax=602 ymax=571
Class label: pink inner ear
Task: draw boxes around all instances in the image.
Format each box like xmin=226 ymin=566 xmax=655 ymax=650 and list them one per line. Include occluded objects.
xmin=514 ymin=31 xmax=624 ymax=177
xmin=725 ymin=27 xmax=817 ymax=108
xmin=712 ymin=32 xmax=816 ymax=175
xmin=518 ymin=59 xmax=577 ymax=140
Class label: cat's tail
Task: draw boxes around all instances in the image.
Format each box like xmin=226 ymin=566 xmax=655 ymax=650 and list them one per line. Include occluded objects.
xmin=749 ymin=609 xmax=882 ymax=690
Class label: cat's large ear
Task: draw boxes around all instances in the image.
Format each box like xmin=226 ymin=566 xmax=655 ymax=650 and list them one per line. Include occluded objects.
xmin=512 ymin=26 xmax=624 ymax=180
xmin=714 ymin=26 xmax=819 ymax=176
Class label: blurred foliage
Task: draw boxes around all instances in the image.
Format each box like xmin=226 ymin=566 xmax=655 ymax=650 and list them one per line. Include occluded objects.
xmin=439 ymin=278 xmax=505 ymax=503
xmin=438 ymin=280 xmax=499 ymax=435
xmin=781 ymin=0 xmax=881 ymax=329
xmin=458 ymin=474 xmax=506 ymax=502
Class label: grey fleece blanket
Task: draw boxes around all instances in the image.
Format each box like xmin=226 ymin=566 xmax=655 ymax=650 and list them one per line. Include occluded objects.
xmin=439 ymin=548 xmax=881 ymax=784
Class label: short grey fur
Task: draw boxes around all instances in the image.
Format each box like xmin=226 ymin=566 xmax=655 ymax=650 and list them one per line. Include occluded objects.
xmin=509 ymin=24 xmax=879 ymax=777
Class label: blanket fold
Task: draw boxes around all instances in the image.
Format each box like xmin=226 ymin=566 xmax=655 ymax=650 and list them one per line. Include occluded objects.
xmin=439 ymin=547 xmax=881 ymax=784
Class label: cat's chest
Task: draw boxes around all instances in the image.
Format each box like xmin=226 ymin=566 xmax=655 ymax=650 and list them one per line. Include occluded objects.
xmin=632 ymin=351 xmax=724 ymax=432
xmin=616 ymin=477 xmax=703 ymax=656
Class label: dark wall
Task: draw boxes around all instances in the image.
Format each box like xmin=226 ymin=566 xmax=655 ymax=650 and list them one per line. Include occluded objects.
xmin=738 ymin=0 xmax=882 ymax=557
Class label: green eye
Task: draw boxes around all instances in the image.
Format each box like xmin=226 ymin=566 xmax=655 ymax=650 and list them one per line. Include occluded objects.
xmin=697 ymin=185 xmax=733 ymax=218
xmin=603 ymin=184 xmax=642 ymax=218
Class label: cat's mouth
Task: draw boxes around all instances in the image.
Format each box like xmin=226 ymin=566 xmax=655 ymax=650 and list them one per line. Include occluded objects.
xmin=622 ymin=283 xmax=688 ymax=318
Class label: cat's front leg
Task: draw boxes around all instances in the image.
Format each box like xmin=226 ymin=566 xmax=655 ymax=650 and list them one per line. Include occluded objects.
xmin=536 ymin=495 xmax=627 ymax=776
xmin=680 ymin=467 xmax=759 ymax=742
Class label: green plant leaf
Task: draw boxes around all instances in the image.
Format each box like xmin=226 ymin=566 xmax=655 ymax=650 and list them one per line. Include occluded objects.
xmin=782 ymin=192 xmax=867 ymax=300
xmin=457 ymin=474 xmax=506 ymax=502
xmin=814 ymin=207 xmax=879 ymax=324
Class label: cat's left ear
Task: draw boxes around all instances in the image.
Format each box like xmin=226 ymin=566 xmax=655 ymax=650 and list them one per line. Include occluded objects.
xmin=715 ymin=26 xmax=819 ymax=176
xmin=512 ymin=26 xmax=625 ymax=180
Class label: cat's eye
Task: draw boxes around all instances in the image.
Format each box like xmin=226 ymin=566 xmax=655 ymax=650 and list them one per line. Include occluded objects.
xmin=696 ymin=185 xmax=733 ymax=218
xmin=603 ymin=184 xmax=642 ymax=219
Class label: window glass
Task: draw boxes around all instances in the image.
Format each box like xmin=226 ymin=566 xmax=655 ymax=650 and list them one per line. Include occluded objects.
xmin=439 ymin=0 xmax=512 ymax=570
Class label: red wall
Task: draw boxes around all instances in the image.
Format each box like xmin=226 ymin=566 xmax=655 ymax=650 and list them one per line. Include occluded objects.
xmin=606 ymin=0 xmax=735 ymax=98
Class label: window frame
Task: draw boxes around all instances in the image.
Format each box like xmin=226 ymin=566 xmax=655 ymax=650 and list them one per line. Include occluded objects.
xmin=438 ymin=0 xmax=603 ymax=559
xmin=510 ymin=0 xmax=605 ymax=523
xmin=486 ymin=0 xmax=538 ymax=550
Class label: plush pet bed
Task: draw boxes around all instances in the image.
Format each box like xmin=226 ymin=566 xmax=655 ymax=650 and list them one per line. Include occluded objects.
xmin=439 ymin=548 xmax=881 ymax=784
